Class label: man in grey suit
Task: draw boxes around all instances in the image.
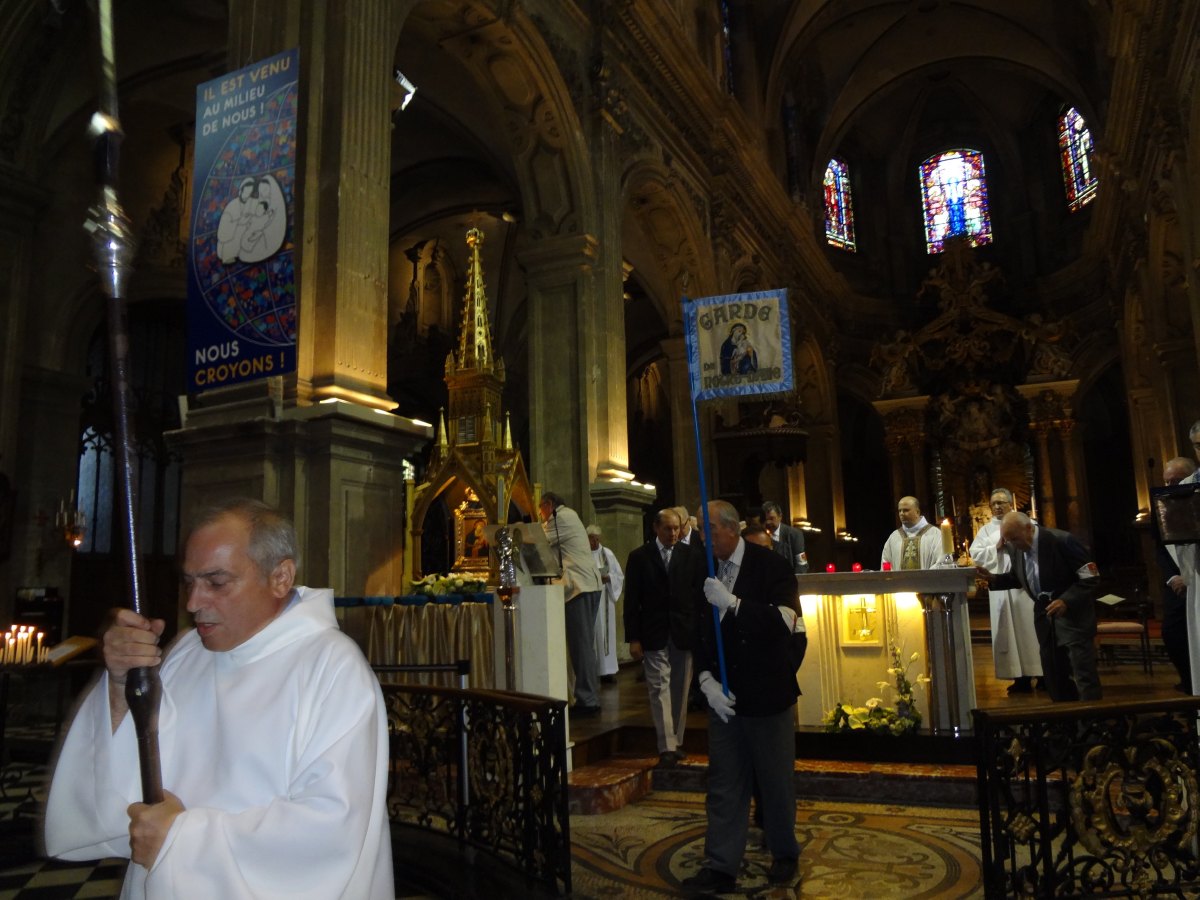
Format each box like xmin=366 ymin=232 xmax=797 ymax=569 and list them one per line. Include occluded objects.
xmin=979 ymin=511 xmax=1101 ymax=701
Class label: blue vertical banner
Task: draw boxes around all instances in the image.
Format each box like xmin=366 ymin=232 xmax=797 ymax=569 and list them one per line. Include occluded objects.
xmin=186 ymin=48 xmax=299 ymax=391
xmin=683 ymin=289 xmax=793 ymax=401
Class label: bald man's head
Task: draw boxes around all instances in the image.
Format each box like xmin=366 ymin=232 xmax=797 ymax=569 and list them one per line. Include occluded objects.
xmin=1164 ymin=456 xmax=1196 ymax=486
xmin=1000 ymin=510 xmax=1035 ymax=551
xmin=897 ymin=496 xmax=921 ymax=527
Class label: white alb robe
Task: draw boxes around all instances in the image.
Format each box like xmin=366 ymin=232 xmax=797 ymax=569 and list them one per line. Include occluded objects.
xmin=592 ymin=544 xmax=625 ymax=675
xmin=971 ymin=518 xmax=1042 ymax=679
xmin=881 ymin=520 xmax=944 ymax=570
xmin=1179 ymin=470 xmax=1200 ymax=695
xmin=45 ymin=587 xmax=393 ymax=900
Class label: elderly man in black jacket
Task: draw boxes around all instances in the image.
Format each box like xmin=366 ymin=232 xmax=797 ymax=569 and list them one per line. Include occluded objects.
xmin=979 ymin=511 xmax=1102 ymax=702
xmin=681 ymin=500 xmax=807 ymax=895
xmin=623 ymin=508 xmax=704 ymax=766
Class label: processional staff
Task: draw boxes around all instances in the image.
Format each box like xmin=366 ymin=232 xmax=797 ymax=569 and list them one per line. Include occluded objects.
xmin=83 ymin=0 xmax=163 ymax=804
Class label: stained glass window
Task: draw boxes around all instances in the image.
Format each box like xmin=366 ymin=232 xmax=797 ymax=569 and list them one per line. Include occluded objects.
xmin=1058 ymin=107 xmax=1098 ymax=212
xmin=919 ymin=149 xmax=992 ymax=254
xmin=823 ymin=159 xmax=856 ymax=251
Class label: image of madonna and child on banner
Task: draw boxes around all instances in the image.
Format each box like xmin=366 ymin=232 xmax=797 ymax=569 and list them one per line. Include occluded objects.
xmin=684 ymin=289 xmax=794 ymax=401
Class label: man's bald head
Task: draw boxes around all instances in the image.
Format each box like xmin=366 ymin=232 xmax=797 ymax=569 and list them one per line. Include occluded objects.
xmin=897 ymin=496 xmax=921 ymax=527
xmin=1000 ymin=510 xmax=1035 ymax=551
xmin=1164 ymin=456 xmax=1196 ymax=486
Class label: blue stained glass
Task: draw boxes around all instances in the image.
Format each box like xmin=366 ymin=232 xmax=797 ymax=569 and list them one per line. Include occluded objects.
xmin=920 ymin=149 xmax=992 ymax=254
xmin=1058 ymin=107 xmax=1098 ymax=212
xmin=823 ymin=159 xmax=856 ymax=251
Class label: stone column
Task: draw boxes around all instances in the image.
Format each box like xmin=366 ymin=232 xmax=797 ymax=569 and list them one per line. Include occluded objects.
xmin=660 ymin=335 xmax=700 ymax=506
xmin=1030 ymin=425 xmax=1056 ymax=528
xmin=520 ymin=234 xmax=603 ymax=515
xmin=219 ymin=0 xmax=397 ymax=410
xmin=1058 ymin=420 xmax=1084 ymax=537
xmin=170 ymin=0 xmax=430 ymax=628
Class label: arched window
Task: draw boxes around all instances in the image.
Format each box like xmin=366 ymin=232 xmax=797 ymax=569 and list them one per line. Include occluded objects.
xmin=823 ymin=159 xmax=856 ymax=251
xmin=1058 ymin=106 xmax=1098 ymax=211
xmin=919 ymin=148 xmax=993 ymax=254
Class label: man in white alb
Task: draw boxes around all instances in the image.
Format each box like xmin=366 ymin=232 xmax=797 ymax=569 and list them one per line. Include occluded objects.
xmin=970 ymin=488 xmax=1043 ymax=694
xmin=45 ymin=499 xmax=393 ymax=899
xmin=587 ymin=524 xmax=625 ymax=684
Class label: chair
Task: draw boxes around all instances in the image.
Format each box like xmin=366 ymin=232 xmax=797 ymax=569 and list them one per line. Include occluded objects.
xmin=1094 ymin=587 xmax=1153 ymax=675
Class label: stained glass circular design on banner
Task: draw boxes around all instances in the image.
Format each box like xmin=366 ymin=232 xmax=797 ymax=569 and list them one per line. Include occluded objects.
xmin=190 ymin=82 xmax=297 ymax=347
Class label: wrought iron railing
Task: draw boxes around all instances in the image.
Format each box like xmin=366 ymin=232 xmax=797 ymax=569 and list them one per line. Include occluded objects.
xmin=975 ymin=697 xmax=1200 ymax=898
xmin=376 ymin=662 xmax=571 ymax=896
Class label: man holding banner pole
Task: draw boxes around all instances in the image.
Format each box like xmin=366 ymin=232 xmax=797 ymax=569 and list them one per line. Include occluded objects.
xmin=681 ymin=289 xmax=806 ymax=892
xmin=683 ymin=500 xmax=807 ymax=893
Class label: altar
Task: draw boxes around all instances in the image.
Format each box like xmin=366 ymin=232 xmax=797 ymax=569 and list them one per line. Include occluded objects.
xmin=796 ymin=569 xmax=977 ymax=734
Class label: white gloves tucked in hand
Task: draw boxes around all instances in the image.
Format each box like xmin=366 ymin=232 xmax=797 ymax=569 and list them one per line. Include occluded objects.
xmin=703 ymin=577 xmax=738 ymax=616
xmin=699 ymin=671 xmax=736 ymax=722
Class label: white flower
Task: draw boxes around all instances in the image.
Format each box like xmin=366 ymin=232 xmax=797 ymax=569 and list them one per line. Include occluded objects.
xmin=876 ymin=681 xmax=891 ymax=690
xmin=865 ymin=698 xmax=883 ymax=709
xmin=910 ymin=651 xmax=920 ymax=663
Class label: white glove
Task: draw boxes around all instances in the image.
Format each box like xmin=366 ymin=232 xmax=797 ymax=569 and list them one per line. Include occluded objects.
xmin=699 ymin=671 xmax=736 ymax=723
xmin=703 ymin=577 xmax=738 ymax=616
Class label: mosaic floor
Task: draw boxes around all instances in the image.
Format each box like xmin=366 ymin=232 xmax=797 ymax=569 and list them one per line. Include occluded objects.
xmin=570 ymin=791 xmax=982 ymax=899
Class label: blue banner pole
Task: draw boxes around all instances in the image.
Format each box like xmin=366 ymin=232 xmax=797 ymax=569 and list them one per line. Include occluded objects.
xmin=684 ymin=295 xmax=730 ymax=695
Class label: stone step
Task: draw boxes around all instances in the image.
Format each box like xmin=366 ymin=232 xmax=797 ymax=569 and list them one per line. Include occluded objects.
xmin=568 ymin=752 xmax=978 ymax=815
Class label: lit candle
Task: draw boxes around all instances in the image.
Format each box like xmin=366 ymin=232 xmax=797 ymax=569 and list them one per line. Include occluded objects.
xmin=825 ymin=563 xmax=836 ymax=573
xmin=36 ymin=632 xmax=43 ymax=664
xmin=882 ymin=561 xmax=892 ymax=571
xmin=940 ymin=519 xmax=954 ymax=555
xmin=851 ymin=562 xmax=863 ymax=573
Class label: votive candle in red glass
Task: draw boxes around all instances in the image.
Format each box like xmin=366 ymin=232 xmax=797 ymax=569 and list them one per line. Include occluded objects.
xmin=882 ymin=561 xmax=892 ymax=571
xmin=825 ymin=563 xmax=836 ymax=573
xmin=851 ymin=562 xmax=863 ymax=573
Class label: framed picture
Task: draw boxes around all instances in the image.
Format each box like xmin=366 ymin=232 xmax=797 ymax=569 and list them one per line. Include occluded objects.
xmin=455 ymin=509 xmax=492 ymax=571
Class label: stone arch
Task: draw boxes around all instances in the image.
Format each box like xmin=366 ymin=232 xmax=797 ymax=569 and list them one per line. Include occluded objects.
xmin=396 ymin=2 xmax=594 ymax=241
xmin=621 ymin=159 xmax=715 ymax=332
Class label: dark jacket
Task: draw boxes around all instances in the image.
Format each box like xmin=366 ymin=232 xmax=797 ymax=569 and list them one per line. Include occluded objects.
xmin=623 ymin=539 xmax=705 ymax=652
xmin=694 ymin=540 xmax=805 ymax=716
xmin=771 ymin=522 xmax=809 ymax=574
xmin=991 ymin=526 xmax=1099 ymax=644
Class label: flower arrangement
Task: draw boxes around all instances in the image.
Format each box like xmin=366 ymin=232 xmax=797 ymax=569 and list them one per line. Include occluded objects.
xmin=823 ymin=644 xmax=930 ymax=736
xmin=410 ymin=573 xmax=487 ymax=596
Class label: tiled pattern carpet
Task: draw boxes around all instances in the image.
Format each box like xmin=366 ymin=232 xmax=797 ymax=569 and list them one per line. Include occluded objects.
xmin=570 ymin=791 xmax=983 ymax=898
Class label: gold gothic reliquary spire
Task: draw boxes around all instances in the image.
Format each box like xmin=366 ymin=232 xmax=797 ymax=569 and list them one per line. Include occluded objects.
xmin=456 ymin=227 xmax=495 ymax=372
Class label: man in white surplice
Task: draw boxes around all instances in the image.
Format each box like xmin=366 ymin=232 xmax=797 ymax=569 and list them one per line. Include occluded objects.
xmin=970 ymin=488 xmax=1043 ymax=694
xmin=587 ymin=524 xmax=625 ymax=683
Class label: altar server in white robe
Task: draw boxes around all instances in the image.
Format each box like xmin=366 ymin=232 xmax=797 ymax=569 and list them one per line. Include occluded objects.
xmin=881 ymin=496 xmax=943 ymax=570
xmin=970 ymin=488 xmax=1042 ymax=693
xmin=45 ymin=499 xmax=393 ymax=900
xmin=1180 ymin=421 xmax=1200 ymax=696
xmin=588 ymin=524 xmax=625 ymax=681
